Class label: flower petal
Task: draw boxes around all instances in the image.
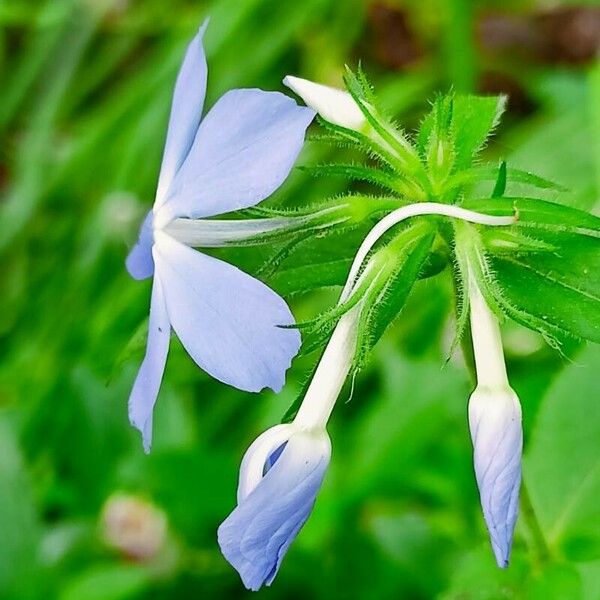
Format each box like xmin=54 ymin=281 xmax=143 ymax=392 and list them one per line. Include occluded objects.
xmin=469 ymin=387 xmax=523 ymax=567
xmin=126 ymin=210 xmax=155 ymax=280
xmin=155 ymin=20 xmax=209 ymax=208
xmin=154 ymin=231 xmax=300 ymax=393
xmin=128 ymin=269 xmax=171 ymax=452
xmin=218 ymin=430 xmax=330 ymax=591
xmin=237 ymin=424 xmax=295 ymax=502
xmin=155 ymin=89 xmax=315 ymax=223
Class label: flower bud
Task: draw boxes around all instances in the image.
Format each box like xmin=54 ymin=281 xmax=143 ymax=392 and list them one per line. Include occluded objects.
xmin=283 ymin=75 xmax=367 ymax=131
xmin=467 ymin=271 xmax=522 ymax=567
xmin=468 ymin=385 xmax=522 ymax=567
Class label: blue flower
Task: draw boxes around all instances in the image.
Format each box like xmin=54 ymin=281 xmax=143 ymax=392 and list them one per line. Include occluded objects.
xmin=126 ymin=21 xmax=315 ymax=451
xmin=218 ymin=299 xmax=367 ymax=590
xmin=218 ymin=424 xmax=331 ymax=591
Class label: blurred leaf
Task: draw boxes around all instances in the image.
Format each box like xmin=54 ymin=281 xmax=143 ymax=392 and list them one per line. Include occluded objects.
xmin=577 ymin=560 xmax=600 ymax=600
xmin=524 ymin=345 xmax=600 ymax=558
xmin=527 ymin=564 xmax=583 ymax=600
xmin=439 ymin=548 xmax=527 ymax=600
xmin=350 ymin=351 xmax=470 ymax=490
xmin=503 ymin=79 xmax=598 ymax=210
xmin=110 ymin=318 xmax=149 ymax=385
xmin=0 ymin=414 xmax=42 ymax=597
xmin=59 ymin=564 xmax=149 ymax=600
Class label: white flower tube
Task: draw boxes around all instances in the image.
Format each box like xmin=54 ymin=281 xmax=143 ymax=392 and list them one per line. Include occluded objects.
xmin=468 ymin=270 xmax=522 ymax=568
xmin=293 ymin=302 xmax=363 ymax=430
xmin=283 ymin=75 xmax=367 ymax=131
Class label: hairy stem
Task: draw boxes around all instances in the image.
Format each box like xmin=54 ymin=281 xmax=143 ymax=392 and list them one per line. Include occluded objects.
xmin=340 ymin=202 xmax=516 ymax=302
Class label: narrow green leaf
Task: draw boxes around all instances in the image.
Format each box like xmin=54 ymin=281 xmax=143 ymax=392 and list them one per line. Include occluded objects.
xmin=300 ymin=163 xmax=401 ymax=193
xmin=491 ymin=161 xmax=507 ymax=198
xmin=462 ymin=197 xmax=600 ymax=239
xmin=479 ymin=228 xmax=555 ymax=254
xmin=0 ymin=417 xmax=42 ymax=595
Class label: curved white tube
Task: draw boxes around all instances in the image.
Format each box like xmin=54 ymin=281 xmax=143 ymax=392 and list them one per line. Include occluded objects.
xmin=340 ymin=202 xmax=516 ymax=302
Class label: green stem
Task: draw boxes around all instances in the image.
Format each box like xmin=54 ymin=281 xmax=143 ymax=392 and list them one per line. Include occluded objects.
xmin=520 ymin=479 xmax=552 ymax=567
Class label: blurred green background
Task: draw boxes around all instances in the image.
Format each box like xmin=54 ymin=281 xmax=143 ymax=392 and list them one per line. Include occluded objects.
xmin=1 ymin=0 xmax=599 ymax=598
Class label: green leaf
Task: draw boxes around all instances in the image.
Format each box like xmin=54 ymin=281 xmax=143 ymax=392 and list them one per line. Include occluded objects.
xmin=267 ymin=226 xmax=365 ymax=295
xmin=439 ymin=548 xmax=527 ymax=600
xmin=527 ymin=565 xmax=583 ymax=600
xmin=524 ymin=345 xmax=600 ymax=560
xmin=220 ymin=198 xmax=400 ymax=295
xmin=463 ymin=198 xmax=600 ymax=343
xmin=343 ymin=67 xmax=422 ymax=174
xmin=490 ymin=239 xmax=600 ymax=344
xmin=478 ymin=229 xmax=556 ymax=254
xmin=315 ymin=116 xmax=399 ymax=171
xmin=417 ymin=94 xmax=454 ymax=175
xmin=505 ymin=167 xmax=567 ymax=192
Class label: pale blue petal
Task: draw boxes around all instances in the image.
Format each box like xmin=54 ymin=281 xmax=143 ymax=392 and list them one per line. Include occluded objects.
xmin=155 ymin=20 xmax=209 ymax=207
xmin=477 ymin=432 xmax=522 ymax=567
xmin=128 ymin=269 xmax=171 ymax=452
xmin=126 ymin=210 xmax=154 ymax=280
xmin=154 ymin=231 xmax=300 ymax=393
xmin=218 ymin=432 xmax=330 ymax=591
xmin=237 ymin=424 xmax=295 ymax=503
xmin=156 ymin=89 xmax=315 ymax=222
xmin=470 ymin=395 xmax=523 ymax=568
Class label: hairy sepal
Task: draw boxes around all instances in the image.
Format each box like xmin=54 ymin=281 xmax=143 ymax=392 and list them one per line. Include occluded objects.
xmin=352 ymin=221 xmax=437 ymax=371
